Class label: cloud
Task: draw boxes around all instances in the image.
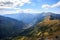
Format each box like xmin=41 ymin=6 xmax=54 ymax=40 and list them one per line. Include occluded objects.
xmin=23 ymin=9 xmax=34 ymax=13
xmin=23 ymin=9 xmax=41 ymax=13
xmin=0 ymin=8 xmax=22 ymax=15
xmin=42 ymin=1 xmax=60 ymax=9
xmin=0 ymin=8 xmax=37 ymax=15
xmin=0 ymin=8 xmax=41 ymax=15
xmin=0 ymin=0 xmax=31 ymax=8
xmin=0 ymin=0 xmax=32 ymax=15
xmin=42 ymin=4 xmax=51 ymax=9
xmin=0 ymin=0 xmax=40 ymax=15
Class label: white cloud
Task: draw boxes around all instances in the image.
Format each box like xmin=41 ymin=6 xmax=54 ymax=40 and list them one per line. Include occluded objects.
xmin=0 ymin=0 xmax=32 ymax=15
xmin=0 ymin=0 xmax=31 ymax=8
xmin=42 ymin=1 xmax=60 ymax=9
xmin=0 ymin=0 xmax=41 ymax=15
xmin=51 ymin=1 xmax=60 ymax=8
xmin=42 ymin=4 xmax=51 ymax=9
xmin=0 ymin=8 xmax=36 ymax=15
xmin=0 ymin=8 xmax=41 ymax=15
xmin=0 ymin=8 xmax=22 ymax=15
xmin=23 ymin=9 xmax=34 ymax=13
xmin=22 ymin=9 xmax=41 ymax=13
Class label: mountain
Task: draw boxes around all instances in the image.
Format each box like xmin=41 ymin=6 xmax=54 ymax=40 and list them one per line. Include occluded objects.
xmin=50 ymin=13 xmax=60 ymax=20
xmin=0 ymin=15 xmax=26 ymax=39
xmin=3 ymin=13 xmax=37 ymax=24
xmin=1 ymin=12 xmax=60 ymax=40
xmin=2 ymin=13 xmax=52 ymax=28
xmin=10 ymin=13 xmax=60 ymax=40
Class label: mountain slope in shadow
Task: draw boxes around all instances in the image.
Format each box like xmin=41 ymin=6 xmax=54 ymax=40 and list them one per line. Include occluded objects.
xmin=0 ymin=15 xmax=26 ymax=39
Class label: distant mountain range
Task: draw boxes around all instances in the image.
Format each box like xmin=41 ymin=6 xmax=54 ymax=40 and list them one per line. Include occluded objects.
xmin=0 ymin=12 xmax=60 ymax=40
xmin=50 ymin=13 xmax=60 ymax=20
xmin=1 ymin=13 xmax=43 ymax=29
xmin=3 ymin=13 xmax=37 ymax=24
xmin=2 ymin=12 xmax=54 ymax=28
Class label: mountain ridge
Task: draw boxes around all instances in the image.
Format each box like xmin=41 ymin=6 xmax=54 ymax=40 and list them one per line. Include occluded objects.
xmin=0 ymin=12 xmax=60 ymax=40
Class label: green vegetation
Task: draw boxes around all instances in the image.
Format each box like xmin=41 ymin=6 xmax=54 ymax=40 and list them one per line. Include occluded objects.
xmin=1 ymin=16 xmax=60 ymax=40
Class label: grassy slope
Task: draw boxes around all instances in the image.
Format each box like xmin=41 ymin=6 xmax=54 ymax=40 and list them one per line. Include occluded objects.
xmin=6 ymin=16 xmax=60 ymax=40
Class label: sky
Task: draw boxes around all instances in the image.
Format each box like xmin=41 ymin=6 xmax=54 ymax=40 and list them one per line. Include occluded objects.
xmin=0 ymin=0 xmax=60 ymax=15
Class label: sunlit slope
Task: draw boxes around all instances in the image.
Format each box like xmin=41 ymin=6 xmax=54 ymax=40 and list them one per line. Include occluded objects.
xmin=10 ymin=16 xmax=60 ymax=40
